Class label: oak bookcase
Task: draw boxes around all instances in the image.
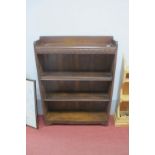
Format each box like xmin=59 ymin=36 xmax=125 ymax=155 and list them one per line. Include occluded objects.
xmin=34 ymin=36 xmax=117 ymax=125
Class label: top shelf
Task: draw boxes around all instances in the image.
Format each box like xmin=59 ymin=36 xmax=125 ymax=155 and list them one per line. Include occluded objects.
xmin=34 ymin=36 xmax=117 ymax=54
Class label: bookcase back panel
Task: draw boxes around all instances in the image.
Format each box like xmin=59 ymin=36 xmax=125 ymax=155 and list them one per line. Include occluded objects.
xmin=43 ymin=81 xmax=111 ymax=93
xmin=38 ymin=54 xmax=114 ymax=72
xmin=47 ymin=101 xmax=109 ymax=112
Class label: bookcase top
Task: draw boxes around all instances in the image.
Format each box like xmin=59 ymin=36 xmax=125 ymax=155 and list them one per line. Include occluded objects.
xmin=35 ymin=36 xmax=117 ymax=49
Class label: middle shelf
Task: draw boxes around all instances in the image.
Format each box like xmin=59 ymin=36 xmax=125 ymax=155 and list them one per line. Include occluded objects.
xmin=40 ymin=72 xmax=112 ymax=81
xmin=44 ymin=92 xmax=110 ymax=102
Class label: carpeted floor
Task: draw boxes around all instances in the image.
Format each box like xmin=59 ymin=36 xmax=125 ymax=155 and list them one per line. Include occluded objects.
xmin=26 ymin=116 xmax=128 ymax=155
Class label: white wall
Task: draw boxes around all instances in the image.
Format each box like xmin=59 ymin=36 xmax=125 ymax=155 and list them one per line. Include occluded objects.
xmin=26 ymin=0 xmax=128 ymax=114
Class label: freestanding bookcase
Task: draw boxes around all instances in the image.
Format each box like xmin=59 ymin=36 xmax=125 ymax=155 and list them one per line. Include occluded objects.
xmin=34 ymin=36 xmax=117 ymax=125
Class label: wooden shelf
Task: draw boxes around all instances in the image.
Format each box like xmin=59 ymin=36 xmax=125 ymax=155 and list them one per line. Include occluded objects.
xmin=124 ymin=79 xmax=129 ymax=83
xmin=44 ymin=93 xmax=110 ymax=101
xmin=120 ymin=94 xmax=129 ymax=102
xmin=45 ymin=111 xmax=108 ymax=124
xmin=35 ymin=47 xmax=116 ymax=54
xmin=40 ymin=72 xmax=112 ymax=81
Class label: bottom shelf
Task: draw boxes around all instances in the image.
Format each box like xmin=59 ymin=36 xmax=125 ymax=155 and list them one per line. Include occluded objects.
xmin=45 ymin=111 xmax=108 ymax=124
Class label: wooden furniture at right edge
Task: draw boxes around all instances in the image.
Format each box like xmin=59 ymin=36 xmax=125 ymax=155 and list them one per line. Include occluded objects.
xmin=115 ymin=66 xmax=129 ymax=126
